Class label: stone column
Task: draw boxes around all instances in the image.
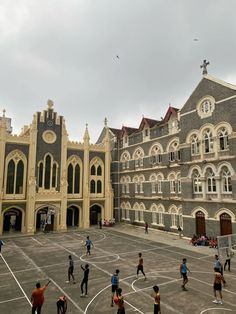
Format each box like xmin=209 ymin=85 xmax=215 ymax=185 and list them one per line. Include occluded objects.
xmin=25 ymin=114 xmax=38 ymax=234
xmin=82 ymin=124 xmax=90 ymax=228
xmin=215 ymin=176 xmax=221 ymax=200
xmin=104 ymin=123 xmax=113 ymax=220
xmin=201 ymin=177 xmax=206 ymax=199
xmin=59 ymin=119 xmax=68 ymax=231
xmin=0 ymin=117 xmax=7 ymax=235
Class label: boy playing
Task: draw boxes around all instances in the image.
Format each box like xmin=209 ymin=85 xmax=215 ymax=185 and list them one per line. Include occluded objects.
xmin=115 ymin=288 xmax=125 ymax=314
xmin=66 ymin=255 xmax=75 ymax=284
xmin=111 ymin=269 xmax=120 ymax=307
xmin=56 ymin=295 xmax=67 ymax=314
xmin=80 ymin=264 xmax=89 ymax=297
xmin=152 ymin=285 xmax=161 ymax=314
xmin=180 ymin=258 xmax=191 ymax=291
xmin=31 ymin=279 xmax=51 ymax=314
xmin=213 ymin=267 xmax=226 ymax=304
xmin=137 ymin=253 xmax=146 ymax=280
xmin=85 ymin=236 xmax=93 ymax=256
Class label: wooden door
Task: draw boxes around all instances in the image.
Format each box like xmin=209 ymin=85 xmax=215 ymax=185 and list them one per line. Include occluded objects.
xmin=220 ymin=213 xmax=232 ymax=235
xmin=196 ymin=211 xmax=206 ymax=236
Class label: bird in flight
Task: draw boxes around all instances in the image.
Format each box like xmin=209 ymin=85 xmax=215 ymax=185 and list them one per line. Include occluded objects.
xmin=116 ymin=55 xmax=119 ymax=59
xmin=193 ymin=38 xmax=199 ymax=41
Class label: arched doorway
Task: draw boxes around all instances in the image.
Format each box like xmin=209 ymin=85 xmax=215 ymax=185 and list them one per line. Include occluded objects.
xmin=3 ymin=208 xmax=22 ymax=232
xmin=67 ymin=206 xmax=79 ymax=228
xmin=36 ymin=207 xmax=55 ymax=232
xmin=90 ymin=205 xmax=101 ymax=225
xmin=195 ymin=211 xmax=206 ymax=236
xmin=220 ymin=213 xmax=232 ymax=235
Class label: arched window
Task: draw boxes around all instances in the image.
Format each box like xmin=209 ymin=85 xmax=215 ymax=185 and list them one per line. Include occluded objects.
xmin=192 ymin=169 xmax=202 ymax=193
xmin=74 ymin=164 xmax=80 ymax=193
xmin=44 ymin=155 xmax=51 ymax=189
xmin=125 ymin=176 xmax=130 ymax=194
xmin=206 ymin=168 xmax=216 ymax=193
xmin=150 ymin=145 xmax=162 ymax=165
xmin=91 ymin=165 xmax=96 ymax=175
xmin=6 ymin=160 xmax=15 ymax=194
xmin=16 ymin=160 xmax=24 ymax=194
xmin=90 ymin=180 xmax=95 ymax=193
xmin=133 ymin=176 xmax=139 ymax=194
xmin=196 ymin=211 xmax=206 ymax=235
xmin=218 ymin=128 xmax=229 ymax=151
xmin=97 ymin=180 xmax=102 ymax=193
xmin=52 ymin=163 xmax=57 ymax=188
xmin=191 ymin=134 xmax=200 ymax=155
xmin=5 ymin=151 xmax=26 ymax=195
xmin=157 ymin=174 xmax=163 ymax=193
xmin=221 ymin=167 xmax=232 ymax=193
xmin=177 ymin=173 xmax=181 ymax=194
xmin=97 ymin=165 xmax=102 ymax=176
xmin=67 ymin=164 xmax=73 ymax=193
xmin=170 ymin=207 xmax=177 ymax=227
xmin=38 ymin=162 xmax=43 ymax=188
xmin=133 ymin=148 xmax=144 ymax=168
xmin=150 ymin=174 xmax=157 ymax=193
xmin=90 ymin=158 xmax=104 ymax=195
xmin=169 ymin=174 xmax=176 ymax=193
xmin=120 ymin=152 xmax=130 ymax=170
xmin=158 ymin=207 xmax=165 ymax=225
xmin=204 ymin=129 xmax=213 ymax=153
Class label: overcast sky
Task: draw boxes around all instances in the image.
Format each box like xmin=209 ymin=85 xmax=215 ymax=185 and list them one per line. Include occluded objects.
xmin=0 ymin=0 xmax=236 ymax=142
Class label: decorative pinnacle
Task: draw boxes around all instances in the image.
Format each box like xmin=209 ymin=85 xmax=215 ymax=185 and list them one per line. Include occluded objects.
xmin=104 ymin=117 xmax=108 ymax=127
xmin=47 ymin=99 xmax=54 ymax=110
xmin=200 ymin=59 xmax=210 ymax=75
xmin=2 ymin=109 xmax=6 ymax=117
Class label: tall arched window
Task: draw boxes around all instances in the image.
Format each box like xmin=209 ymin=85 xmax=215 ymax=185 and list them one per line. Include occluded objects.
xmin=177 ymin=173 xmax=181 ymax=194
xmin=5 ymin=151 xmax=26 ymax=195
xmin=191 ymin=134 xmax=200 ymax=155
xmin=218 ymin=128 xmax=229 ymax=151
xmin=192 ymin=169 xmax=202 ymax=193
xmin=170 ymin=207 xmax=177 ymax=227
xmin=150 ymin=174 xmax=157 ymax=194
xmin=204 ymin=129 xmax=213 ymax=153
xmin=120 ymin=151 xmax=130 ymax=170
xmin=206 ymin=168 xmax=216 ymax=192
xmin=67 ymin=156 xmax=82 ymax=195
xmin=16 ymin=160 xmax=24 ymax=194
xmin=150 ymin=144 xmax=162 ymax=164
xmin=74 ymin=164 xmax=80 ymax=193
xmin=37 ymin=154 xmax=58 ymax=190
xmin=168 ymin=141 xmax=180 ymax=162
xmin=67 ymin=164 xmax=73 ymax=193
xmin=169 ymin=173 xmax=176 ymax=193
xmin=133 ymin=148 xmax=144 ymax=168
xmin=90 ymin=180 xmax=95 ymax=193
xmin=6 ymin=160 xmax=15 ymax=194
xmin=221 ymin=167 xmax=232 ymax=193
xmin=90 ymin=158 xmax=104 ymax=195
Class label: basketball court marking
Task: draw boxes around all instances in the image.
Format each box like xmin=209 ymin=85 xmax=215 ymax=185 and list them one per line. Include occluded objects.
xmin=200 ymin=308 xmax=233 ymax=313
xmin=31 ymin=237 xmax=43 ymax=246
xmin=0 ymin=296 xmax=26 ymax=304
xmin=80 ymin=253 xmax=119 ymax=264
xmin=131 ymin=274 xmax=179 ymax=292
xmin=11 ymin=241 xmax=85 ymax=314
xmin=0 ymin=253 xmax=31 ymax=306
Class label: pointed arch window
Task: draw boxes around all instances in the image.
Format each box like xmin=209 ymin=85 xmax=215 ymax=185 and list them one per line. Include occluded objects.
xmin=44 ymin=155 xmax=51 ymax=189
xmin=204 ymin=129 xmax=213 ymax=153
xmin=67 ymin=162 xmax=81 ymax=194
xmin=6 ymin=155 xmax=26 ymax=195
xmin=97 ymin=180 xmax=102 ymax=193
xmin=221 ymin=167 xmax=232 ymax=193
xmin=206 ymin=169 xmax=216 ymax=193
xmin=97 ymin=165 xmax=102 ymax=176
xmin=191 ymin=135 xmax=200 ymax=155
xmin=91 ymin=165 xmax=96 ymax=175
xmin=67 ymin=164 xmax=73 ymax=193
xmin=218 ymin=128 xmax=229 ymax=151
xmin=90 ymin=159 xmax=104 ymax=195
xmin=192 ymin=170 xmax=202 ymax=193
xmin=37 ymin=154 xmax=58 ymax=190
xmin=74 ymin=164 xmax=80 ymax=193
xmin=90 ymin=180 xmax=96 ymax=193
xmin=38 ymin=162 xmax=43 ymax=188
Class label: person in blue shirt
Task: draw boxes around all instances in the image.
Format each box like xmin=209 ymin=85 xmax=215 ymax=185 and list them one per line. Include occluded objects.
xmin=180 ymin=258 xmax=191 ymax=291
xmin=0 ymin=240 xmax=4 ymax=253
xmin=85 ymin=236 xmax=93 ymax=256
xmin=111 ymin=269 xmax=120 ymax=307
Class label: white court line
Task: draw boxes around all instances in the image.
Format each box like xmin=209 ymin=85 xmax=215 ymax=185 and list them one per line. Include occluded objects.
xmin=31 ymin=237 xmax=43 ymax=246
xmin=0 ymin=296 xmax=25 ymax=304
xmin=11 ymin=241 xmax=85 ymax=314
xmin=200 ymin=308 xmax=233 ymax=314
xmin=0 ymin=253 xmax=31 ymax=306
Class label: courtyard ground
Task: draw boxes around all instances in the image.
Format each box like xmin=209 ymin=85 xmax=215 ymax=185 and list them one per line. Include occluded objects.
xmin=0 ymin=224 xmax=235 ymax=314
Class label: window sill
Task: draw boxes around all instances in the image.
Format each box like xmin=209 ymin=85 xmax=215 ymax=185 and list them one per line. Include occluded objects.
xmin=170 ymin=226 xmax=178 ymax=230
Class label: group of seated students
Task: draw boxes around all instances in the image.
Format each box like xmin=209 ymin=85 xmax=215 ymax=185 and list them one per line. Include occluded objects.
xmin=190 ymin=234 xmax=218 ymax=248
xmin=102 ymin=218 xmax=115 ymax=227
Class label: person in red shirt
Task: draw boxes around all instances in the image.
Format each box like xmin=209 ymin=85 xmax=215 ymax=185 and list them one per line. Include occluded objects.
xmin=31 ymin=279 xmax=51 ymax=314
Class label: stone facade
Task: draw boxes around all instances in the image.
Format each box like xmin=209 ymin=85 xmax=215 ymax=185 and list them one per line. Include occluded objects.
xmin=0 ymin=100 xmax=113 ymax=235
xmin=98 ymin=74 xmax=236 ymax=238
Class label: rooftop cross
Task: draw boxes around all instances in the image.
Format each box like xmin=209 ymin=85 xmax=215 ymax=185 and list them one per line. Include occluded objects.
xmin=200 ymin=59 xmax=210 ymax=75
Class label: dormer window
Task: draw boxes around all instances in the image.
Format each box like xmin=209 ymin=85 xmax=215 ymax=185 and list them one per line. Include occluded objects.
xmin=143 ymin=128 xmax=150 ymax=141
xmin=168 ymin=117 xmax=178 ymax=134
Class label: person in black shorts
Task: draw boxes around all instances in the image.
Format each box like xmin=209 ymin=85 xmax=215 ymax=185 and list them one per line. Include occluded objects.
xmin=111 ymin=269 xmax=120 ymax=307
xmin=56 ymin=295 xmax=67 ymax=314
xmin=66 ymin=255 xmax=75 ymax=284
xmin=80 ymin=264 xmax=89 ymax=297
xmin=213 ymin=267 xmax=226 ymax=304
xmin=137 ymin=253 xmax=146 ymax=279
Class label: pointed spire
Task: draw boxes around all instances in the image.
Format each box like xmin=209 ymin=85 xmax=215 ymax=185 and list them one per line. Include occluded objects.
xmin=83 ymin=123 xmax=90 ymax=142
xmin=47 ymin=99 xmax=54 ymax=110
xmin=2 ymin=109 xmax=6 ymax=117
xmin=104 ymin=117 xmax=108 ymax=128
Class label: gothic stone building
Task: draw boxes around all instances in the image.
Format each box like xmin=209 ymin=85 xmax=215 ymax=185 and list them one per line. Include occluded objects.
xmin=0 ymin=100 xmax=113 ymax=235
xmin=98 ymin=73 xmax=236 ymax=238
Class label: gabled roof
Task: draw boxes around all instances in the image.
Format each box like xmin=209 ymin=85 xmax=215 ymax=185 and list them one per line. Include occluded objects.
xmin=138 ymin=117 xmax=160 ymax=131
xmin=121 ymin=126 xmax=138 ymax=137
xmin=109 ymin=127 xmax=122 ymax=138
xmin=204 ymin=74 xmax=236 ymax=91
xmin=163 ymin=106 xmax=179 ymax=123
